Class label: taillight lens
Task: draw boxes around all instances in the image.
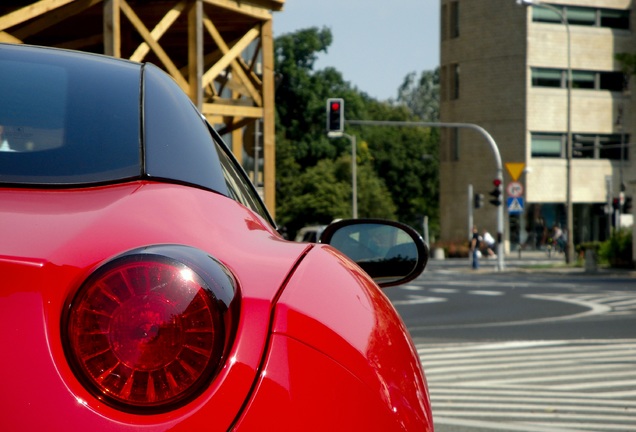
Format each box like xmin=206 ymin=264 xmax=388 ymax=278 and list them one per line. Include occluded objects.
xmin=64 ymin=246 xmax=236 ymax=412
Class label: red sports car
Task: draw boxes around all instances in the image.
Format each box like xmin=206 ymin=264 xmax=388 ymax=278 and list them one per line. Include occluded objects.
xmin=0 ymin=43 xmax=433 ymax=431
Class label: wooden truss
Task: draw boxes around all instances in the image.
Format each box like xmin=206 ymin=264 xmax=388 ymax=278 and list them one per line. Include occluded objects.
xmin=0 ymin=0 xmax=284 ymax=213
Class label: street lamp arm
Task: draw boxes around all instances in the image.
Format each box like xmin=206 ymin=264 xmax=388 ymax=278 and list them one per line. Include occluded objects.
xmin=347 ymin=119 xmax=505 ymax=271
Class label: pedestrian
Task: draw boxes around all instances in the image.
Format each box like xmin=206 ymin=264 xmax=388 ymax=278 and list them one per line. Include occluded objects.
xmin=482 ymin=229 xmax=497 ymax=259
xmin=470 ymin=226 xmax=481 ymax=269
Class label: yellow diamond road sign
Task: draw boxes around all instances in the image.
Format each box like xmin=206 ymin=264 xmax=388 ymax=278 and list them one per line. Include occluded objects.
xmin=505 ymin=162 xmax=526 ymax=182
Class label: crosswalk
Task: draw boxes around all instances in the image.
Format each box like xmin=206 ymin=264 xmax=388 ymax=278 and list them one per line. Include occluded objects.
xmin=418 ymin=339 xmax=636 ymax=432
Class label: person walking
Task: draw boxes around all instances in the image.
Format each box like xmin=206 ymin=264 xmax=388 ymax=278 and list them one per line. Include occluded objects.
xmin=470 ymin=226 xmax=481 ymax=269
xmin=482 ymin=229 xmax=497 ymax=259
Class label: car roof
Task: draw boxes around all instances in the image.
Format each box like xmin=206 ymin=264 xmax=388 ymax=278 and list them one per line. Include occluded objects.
xmin=0 ymin=43 xmax=228 ymax=197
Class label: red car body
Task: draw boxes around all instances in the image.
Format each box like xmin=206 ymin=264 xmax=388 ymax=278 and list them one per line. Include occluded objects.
xmin=0 ymin=43 xmax=433 ymax=431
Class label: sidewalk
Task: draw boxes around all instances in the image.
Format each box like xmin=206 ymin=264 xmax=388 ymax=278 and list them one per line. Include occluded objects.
xmin=428 ymin=249 xmax=636 ymax=277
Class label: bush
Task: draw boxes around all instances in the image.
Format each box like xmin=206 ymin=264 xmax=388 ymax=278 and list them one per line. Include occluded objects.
xmin=432 ymin=240 xmax=470 ymax=258
xmin=598 ymin=228 xmax=634 ymax=269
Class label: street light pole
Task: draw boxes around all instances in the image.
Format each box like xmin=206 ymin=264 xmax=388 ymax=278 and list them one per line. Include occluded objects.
xmin=517 ymin=0 xmax=574 ymax=263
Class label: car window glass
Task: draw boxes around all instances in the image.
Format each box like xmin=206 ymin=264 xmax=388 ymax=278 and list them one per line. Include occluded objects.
xmin=213 ymin=131 xmax=272 ymax=224
xmin=0 ymin=46 xmax=141 ymax=185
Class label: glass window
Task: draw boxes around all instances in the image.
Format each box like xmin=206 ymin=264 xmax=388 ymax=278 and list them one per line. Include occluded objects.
xmin=532 ymin=68 xmax=562 ymax=88
xmin=531 ymin=133 xmax=562 ymax=157
xmin=599 ymin=134 xmax=628 ymax=160
xmin=451 ymin=64 xmax=460 ymax=99
xmin=600 ymin=72 xmax=625 ymax=92
xmin=571 ymin=70 xmax=595 ymax=89
xmin=214 ymin=129 xmax=272 ymax=224
xmin=573 ymin=134 xmax=596 ymax=158
xmin=532 ymin=4 xmax=629 ymax=30
xmin=450 ymin=2 xmax=459 ymax=38
xmin=600 ymin=9 xmax=630 ymax=30
xmin=566 ymin=7 xmax=596 ymax=26
xmin=533 ymin=6 xmax=563 ymax=23
xmin=0 ymin=46 xmax=141 ymax=185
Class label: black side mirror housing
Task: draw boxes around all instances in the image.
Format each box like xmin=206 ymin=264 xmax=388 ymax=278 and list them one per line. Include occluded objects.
xmin=320 ymin=218 xmax=429 ymax=288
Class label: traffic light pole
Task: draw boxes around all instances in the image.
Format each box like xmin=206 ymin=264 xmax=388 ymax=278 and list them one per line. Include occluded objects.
xmin=348 ymin=119 xmax=505 ymax=271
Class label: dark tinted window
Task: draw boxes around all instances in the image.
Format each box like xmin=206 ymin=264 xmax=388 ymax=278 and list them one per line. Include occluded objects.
xmin=0 ymin=45 xmax=141 ymax=184
xmin=143 ymin=64 xmax=227 ymax=195
xmin=214 ymin=132 xmax=271 ymax=223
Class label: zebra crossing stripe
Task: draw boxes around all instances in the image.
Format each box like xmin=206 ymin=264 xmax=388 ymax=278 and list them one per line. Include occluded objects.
xmin=418 ymin=339 xmax=636 ymax=432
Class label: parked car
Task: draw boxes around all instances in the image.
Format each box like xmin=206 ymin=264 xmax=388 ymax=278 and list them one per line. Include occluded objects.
xmin=294 ymin=224 xmax=327 ymax=242
xmin=0 ymin=43 xmax=433 ymax=431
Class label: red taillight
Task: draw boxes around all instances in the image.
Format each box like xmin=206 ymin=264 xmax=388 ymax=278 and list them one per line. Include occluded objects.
xmin=64 ymin=247 xmax=236 ymax=412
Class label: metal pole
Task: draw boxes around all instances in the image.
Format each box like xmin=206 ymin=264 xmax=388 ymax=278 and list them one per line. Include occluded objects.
xmin=351 ymin=134 xmax=357 ymax=219
xmin=337 ymin=133 xmax=357 ymax=219
xmin=347 ymin=119 xmax=505 ymax=271
xmin=468 ymin=184 xmax=474 ymax=242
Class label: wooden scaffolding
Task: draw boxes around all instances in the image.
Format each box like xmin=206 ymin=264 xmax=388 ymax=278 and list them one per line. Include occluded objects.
xmin=0 ymin=0 xmax=284 ymax=215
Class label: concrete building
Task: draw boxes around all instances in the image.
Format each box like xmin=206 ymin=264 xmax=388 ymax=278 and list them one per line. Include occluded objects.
xmin=439 ymin=0 xmax=635 ymax=259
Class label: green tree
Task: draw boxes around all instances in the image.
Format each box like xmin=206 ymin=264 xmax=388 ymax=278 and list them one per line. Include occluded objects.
xmin=273 ymin=27 xmax=439 ymax=238
xmin=397 ymin=69 xmax=440 ymax=122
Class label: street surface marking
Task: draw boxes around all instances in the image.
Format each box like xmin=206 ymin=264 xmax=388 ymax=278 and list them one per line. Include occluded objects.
xmin=418 ymin=340 xmax=636 ymax=432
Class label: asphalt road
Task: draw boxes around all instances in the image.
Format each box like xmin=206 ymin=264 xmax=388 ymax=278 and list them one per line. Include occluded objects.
xmin=385 ymin=257 xmax=636 ymax=432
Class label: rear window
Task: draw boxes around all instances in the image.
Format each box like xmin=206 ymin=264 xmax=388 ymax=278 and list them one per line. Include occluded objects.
xmin=0 ymin=46 xmax=141 ymax=185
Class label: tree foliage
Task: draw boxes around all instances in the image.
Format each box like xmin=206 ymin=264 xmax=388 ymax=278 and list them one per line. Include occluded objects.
xmin=273 ymin=27 xmax=440 ymax=238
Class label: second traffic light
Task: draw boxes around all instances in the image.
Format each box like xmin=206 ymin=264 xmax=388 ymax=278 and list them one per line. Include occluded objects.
xmin=326 ymin=98 xmax=344 ymax=136
xmin=474 ymin=193 xmax=484 ymax=209
xmin=489 ymin=179 xmax=503 ymax=206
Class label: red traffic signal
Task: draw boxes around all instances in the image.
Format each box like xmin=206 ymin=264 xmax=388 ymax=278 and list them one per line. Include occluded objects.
xmin=326 ymin=98 xmax=344 ymax=134
xmin=489 ymin=178 xmax=503 ymax=206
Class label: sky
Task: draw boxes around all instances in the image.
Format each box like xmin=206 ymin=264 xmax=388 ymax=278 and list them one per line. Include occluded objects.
xmin=273 ymin=0 xmax=440 ymax=101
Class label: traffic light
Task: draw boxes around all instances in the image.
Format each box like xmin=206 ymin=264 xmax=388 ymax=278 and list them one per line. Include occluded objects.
xmin=625 ymin=196 xmax=633 ymax=213
xmin=474 ymin=193 xmax=484 ymax=209
xmin=489 ymin=179 xmax=503 ymax=206
xmin=326 ymin=98 xmax=344 ymax=135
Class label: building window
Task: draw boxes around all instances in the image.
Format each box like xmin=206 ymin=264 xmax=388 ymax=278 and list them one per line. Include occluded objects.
xmin=572 ymin=134 xmax=597 ymax=158
xmin=531 ymin=68 xmax=625 ymax=92
xmin=451 ymin=63 xmax=460 ymax=99
xmin=599 ymin=134 xmax=629 ymax=160
xmin=532 ymin=4 xmax=629 ymax=30
xmin=441 ymin=4 xmax=447 ymax=41
xmin=532 ymin=68 xmax=562 ymax=87
xmin=440 ymin=66 xmax=447 ymax=101
xmin=532 ymin=132 xmax=630 ymax=160
xmin=600 ymin=8 xmax=630 ymax=30
xmin=571 ymin=70 xmax=595 ymax=89
xmin=566 ymin=7 xmax=596 ymax=26
xmin=450 ymin=1 xmax=459 ymax=38
xmin=531 ymin=133 xmax=563 ymax=157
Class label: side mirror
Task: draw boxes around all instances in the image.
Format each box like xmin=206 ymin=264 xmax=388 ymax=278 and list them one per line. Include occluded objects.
xmin=320 ymin=218 xmax=429 ymax=288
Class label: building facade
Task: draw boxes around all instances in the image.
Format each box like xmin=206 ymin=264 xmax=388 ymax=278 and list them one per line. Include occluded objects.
xmin=439 ymin=0 xmax=635 ymax=257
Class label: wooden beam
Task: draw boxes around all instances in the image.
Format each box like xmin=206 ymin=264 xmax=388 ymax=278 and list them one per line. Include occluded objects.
xmin=261 ymin=19 xmax=275 ymax=214
xmin=0 ymin=31 xmax=23 ymax=43
xmin=202 ymin=16 xmax=261 ymax=106
xmin=202 ymin=0 xmax=272 ymax=20
xmin=129 ymin=0 xmax=187 ymax=62
xmin=0 ymin=0 xmax=76 ymax=31
xmin=119 ymin=0 xmax=189 ymax=91
xmin=104 ymin=0 xmax=121 ymax=57
xmin=202 ymin=102 xmax=263 ymax=118
xmin=202 ymin=25 xmax=259 ymax=92
xmin=11 ymin=0 xmax=102 ymax=40
xmin=188 ymin=0 xmax=203 ymax=108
